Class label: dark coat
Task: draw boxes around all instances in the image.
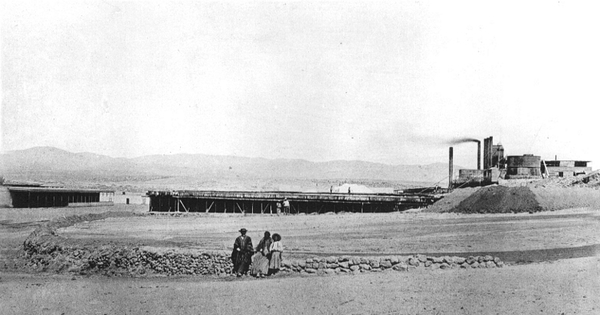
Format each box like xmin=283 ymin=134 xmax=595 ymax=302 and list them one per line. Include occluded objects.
xmin=231 ymin=235 xmax=253 ymax=274
xmin=256 ymin=237 xmax=273 ymax=256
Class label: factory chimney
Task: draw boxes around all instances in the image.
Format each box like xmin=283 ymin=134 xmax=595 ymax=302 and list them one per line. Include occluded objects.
xmin=449 ymin=147 xmax=454 ymax=190
xmin=477 ymin=140 xmax=481 ymax=170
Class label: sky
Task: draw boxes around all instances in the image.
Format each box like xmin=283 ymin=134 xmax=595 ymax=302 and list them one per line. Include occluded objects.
xmin=2 ymin=1 xmax=599 ymax=169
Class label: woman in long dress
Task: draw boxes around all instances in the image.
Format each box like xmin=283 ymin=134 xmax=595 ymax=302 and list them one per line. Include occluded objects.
xmin=268 ymin=233 xmax=283 ymax=275
xmin=251 ymin=231 xmax=272 ymax=278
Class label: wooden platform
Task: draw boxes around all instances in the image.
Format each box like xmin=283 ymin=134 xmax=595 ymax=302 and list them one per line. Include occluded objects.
xmin=146 ymin=190 xmax=440 ymax=213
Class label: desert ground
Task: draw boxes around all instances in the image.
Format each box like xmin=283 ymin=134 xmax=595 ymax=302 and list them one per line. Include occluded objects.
xmin=1 ymin=257 xmax=599 ymax=315
xmin=1 ymin=202 xmax=600 ymax=314
xmin=58 ymin=208 xmax=600 ymax=261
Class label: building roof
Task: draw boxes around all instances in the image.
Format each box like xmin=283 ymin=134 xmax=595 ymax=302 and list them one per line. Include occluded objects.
xmin=7 ymin=187 xmax=114 ymax=193
xmin=546 ymin=160 xmax=591 ymax=162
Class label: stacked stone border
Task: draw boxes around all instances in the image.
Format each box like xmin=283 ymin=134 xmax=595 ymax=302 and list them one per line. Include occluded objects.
xmin=283 ymin=254 xmax=504 ymax=275
xmin=23 ymin=212 xmax=504 ymax=277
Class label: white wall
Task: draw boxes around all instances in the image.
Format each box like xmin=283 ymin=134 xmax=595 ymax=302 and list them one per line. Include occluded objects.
xmin=113 ymin=192 xmax=149 ymax=205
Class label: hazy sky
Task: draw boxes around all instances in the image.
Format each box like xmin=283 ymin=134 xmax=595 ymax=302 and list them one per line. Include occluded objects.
xmin=2 ymin=1 xmax=599 ymax=169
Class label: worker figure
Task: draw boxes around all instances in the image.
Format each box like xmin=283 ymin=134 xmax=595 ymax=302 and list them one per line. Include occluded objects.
xmin=283 ymin=198 xmax=290 ymax=215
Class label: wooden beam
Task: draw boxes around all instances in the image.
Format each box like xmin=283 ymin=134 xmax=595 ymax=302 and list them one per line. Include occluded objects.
xmin=179 ymin=199 xmax=189 ymax=213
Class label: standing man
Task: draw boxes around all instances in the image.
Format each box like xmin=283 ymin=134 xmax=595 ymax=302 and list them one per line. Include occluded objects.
xmin=283 ymin=198 xmax=290 ymax=215
xmin=231 ymin=228 xmax=253 ymax=277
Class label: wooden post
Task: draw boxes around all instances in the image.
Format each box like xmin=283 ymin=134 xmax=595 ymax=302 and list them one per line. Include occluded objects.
xmin=449 ymin=146 xmax=454 ymax=190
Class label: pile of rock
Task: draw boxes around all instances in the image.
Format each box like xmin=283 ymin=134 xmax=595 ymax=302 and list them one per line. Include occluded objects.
xmin=25 ymin=244 xmax=233 ymax=277
xmin=280 ymin=254 xmax=503 ymax=275
xmin=23 ymin=211 xmax=234 ymax=276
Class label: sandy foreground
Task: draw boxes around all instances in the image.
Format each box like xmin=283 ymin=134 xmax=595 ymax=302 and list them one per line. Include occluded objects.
xmin=1 ymin=205 xmax=600 ymax=314
xmin=1 ymin=257 xmax=599 ymax=315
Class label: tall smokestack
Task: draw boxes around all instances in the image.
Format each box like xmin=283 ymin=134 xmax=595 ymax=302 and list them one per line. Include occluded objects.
xmin=449 ymin=147 xmax=454 ymax=190
xmin=487 ymin=136 xmax=493 ymax=169
xmin=477 ymin=140 xmax=481 ymax=170
xmin=483 ymin=136 xmax=493 ymax=169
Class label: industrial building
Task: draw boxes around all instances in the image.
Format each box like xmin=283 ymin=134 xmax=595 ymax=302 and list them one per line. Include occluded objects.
xmin=451 ymin=136 xmax=503 ymax=187
xmin=450 ymin=136 xmax=592 ymax=185
xmin=146 ymin=190 xmax=439 ymax=213
xmin=505 ymin=154 xmax=542 ymax=179
xmin=1 ymin=186 xmax=115 ymax=208
xmin=544 ymin=160 xmax=591 ymax=177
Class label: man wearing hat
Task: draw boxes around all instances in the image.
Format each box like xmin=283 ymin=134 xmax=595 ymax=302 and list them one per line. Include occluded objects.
xmin=231 ymin=228 xmax=253 ymax=277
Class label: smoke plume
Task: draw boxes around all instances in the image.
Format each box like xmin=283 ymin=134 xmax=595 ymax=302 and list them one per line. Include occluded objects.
xmin=448 ymin=137 xmax=480 ymax=145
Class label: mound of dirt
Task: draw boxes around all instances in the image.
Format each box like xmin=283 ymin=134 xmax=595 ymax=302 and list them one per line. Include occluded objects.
xmin=424 ymin=187 xmax=480 ymax=213
xmin=531 ymin=186 xmax=600 ymax=211
xmin=450 ymin=186 xmax=542 ymax=214
xmin=432 ymin=184 xmax=600 ymax=214
xmin=570 ymin=170 xmax=600 ymax=188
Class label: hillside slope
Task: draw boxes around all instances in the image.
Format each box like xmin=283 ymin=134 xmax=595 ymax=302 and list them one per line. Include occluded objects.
xmin=0 ymin=147 xmax=458 ymax=189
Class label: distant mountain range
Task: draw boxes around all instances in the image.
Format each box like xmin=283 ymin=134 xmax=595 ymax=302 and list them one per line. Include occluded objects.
xmin=0 ymin=147 xmax=459 ymax=191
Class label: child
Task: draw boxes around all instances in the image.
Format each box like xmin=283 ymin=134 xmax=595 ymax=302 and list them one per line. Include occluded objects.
xmin=268 ymin=233 xmax=283 ymax=275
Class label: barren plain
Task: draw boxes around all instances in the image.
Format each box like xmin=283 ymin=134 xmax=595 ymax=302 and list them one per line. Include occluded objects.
xmin=1 ymin=197 xmax=600 ymax=314
xmin=58 ymin=208 xmax=600 ymax=262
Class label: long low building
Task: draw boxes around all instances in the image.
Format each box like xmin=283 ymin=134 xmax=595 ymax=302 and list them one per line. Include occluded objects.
xmin=544 ymin=160 xmax=592 ymax=177
xmin=2 ymin=187 xmax=115 ymax=208
xmin=147 ymin=190 xmax=440 ymax=213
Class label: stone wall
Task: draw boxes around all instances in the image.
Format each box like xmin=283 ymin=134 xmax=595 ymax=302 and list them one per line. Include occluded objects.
xmin=22 ymin=212 xmax=504 ymax=277
xmin=280 ymin=254 xmax=503 ymax=275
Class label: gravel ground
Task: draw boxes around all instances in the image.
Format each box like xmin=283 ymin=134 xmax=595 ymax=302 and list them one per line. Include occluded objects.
xmin=1 ymin=256 xmax=598 ymax=315
xmin=57 ymin=208 xmax=600 ymax=261
xmin=2 ymin=204 xmax=599 ymax=314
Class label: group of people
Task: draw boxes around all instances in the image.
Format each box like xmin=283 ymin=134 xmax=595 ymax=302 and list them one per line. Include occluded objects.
xmin=231 ymin=228 xmax=283 ymax=278
xmin=276 ymin=198 xmax=291 ymax=215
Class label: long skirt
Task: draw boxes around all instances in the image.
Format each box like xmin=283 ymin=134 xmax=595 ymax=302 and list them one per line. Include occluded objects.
xmin=269 ymin=251 xmax=282 ymax=269
xmin=250 ymin=253 xmax=269 ymax=275
xmin=233 ymin=251 xmax=251 ymax=274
